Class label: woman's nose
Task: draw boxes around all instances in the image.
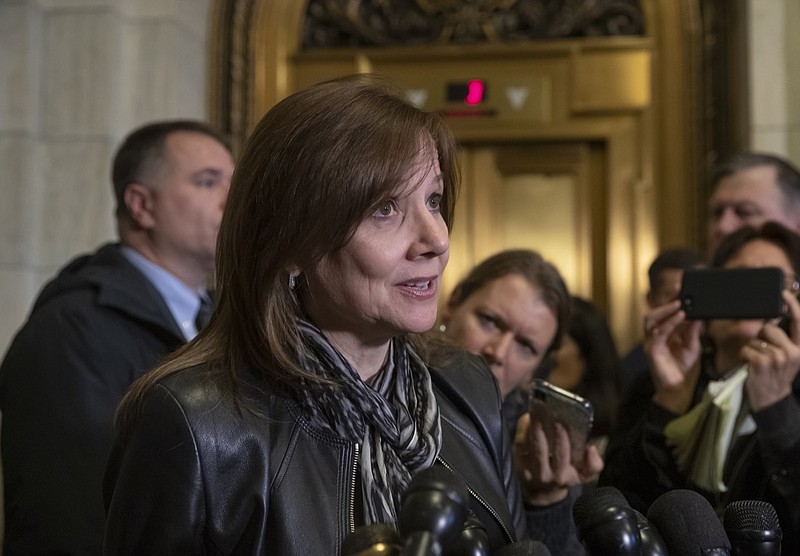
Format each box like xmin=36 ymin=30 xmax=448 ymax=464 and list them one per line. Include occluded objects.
xmin=409 ymin=209 xmax=449 ymax=259
xmin=482 ymin=332 xmax=513 ymax=364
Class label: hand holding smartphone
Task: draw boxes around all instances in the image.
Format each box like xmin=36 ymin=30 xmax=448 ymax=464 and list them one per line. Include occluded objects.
xmin=528 ymin=379 xmax=594 ymax=465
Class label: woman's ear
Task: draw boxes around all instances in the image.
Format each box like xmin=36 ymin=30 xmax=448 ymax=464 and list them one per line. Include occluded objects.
xmin=287 ymin=266 xmax=301 ymax=290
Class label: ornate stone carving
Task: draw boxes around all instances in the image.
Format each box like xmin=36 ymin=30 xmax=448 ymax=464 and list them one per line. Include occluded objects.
xmin=302 ymin=0 xmax=644 ymax=49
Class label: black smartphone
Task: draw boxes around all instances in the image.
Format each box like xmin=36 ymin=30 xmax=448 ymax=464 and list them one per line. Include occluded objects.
xmin=528 ymin=379 xmax=594 ymax=464
xmin=679 ymin=267 xmax=784 ymax=320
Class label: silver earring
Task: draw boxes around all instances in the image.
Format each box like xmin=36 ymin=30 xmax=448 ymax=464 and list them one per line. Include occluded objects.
xmin=438 ymin=323 xmax=447 ymax=333
xmin=289 ymin=271 xmax=299 ymax=290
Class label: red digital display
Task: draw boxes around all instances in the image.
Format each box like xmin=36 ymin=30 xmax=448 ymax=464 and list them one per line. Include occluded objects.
xmin=446 ymin=80 xmax=487 ymax=105
xmin=464 ymin=80 xmax=485 ymax=106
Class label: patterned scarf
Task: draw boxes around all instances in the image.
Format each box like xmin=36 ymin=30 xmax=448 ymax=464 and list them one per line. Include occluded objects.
xmin=296 ymin=319 xmax=442 ymax=524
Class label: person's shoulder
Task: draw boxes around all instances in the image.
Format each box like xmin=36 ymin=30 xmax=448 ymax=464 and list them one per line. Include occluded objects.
xmin=429 ymin=344 xmax=496 ymax=386
xmin=2 ymin=245 xmax=130 ymax=350
xmin=621 ymin=343 xmax=646 ymax=368
xmin=428 ymin=345 xmax=502 ymax=414
xmin=154 ymin=365 xmax=280 ymax=422
xmin=29 ymin=243 xmax=129 ymax=309
xmin=25 ymin=243 xmax=180 ymax=337
xmin=155 ymin=366 xmax=228 ymax=411
xmin=620 ymin=343 xmax=649 ymax=387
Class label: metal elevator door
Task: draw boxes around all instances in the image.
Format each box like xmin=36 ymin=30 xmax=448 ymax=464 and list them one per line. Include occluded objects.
xmin=444 ymin=141 xmax=608 ymax=312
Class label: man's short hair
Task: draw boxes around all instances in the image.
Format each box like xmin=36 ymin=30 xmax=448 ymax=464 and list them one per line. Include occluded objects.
xmin=111 ymin=120 xmax=230 ymax=220
xmin=711 ymin=152 xmax=800 ymax=205
xmin=648 ymin=248 xmax=703 ymax=292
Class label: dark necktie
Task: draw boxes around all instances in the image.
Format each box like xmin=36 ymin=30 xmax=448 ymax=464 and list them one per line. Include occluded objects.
xmin=195 ymin=294 xmax=212 ymax=331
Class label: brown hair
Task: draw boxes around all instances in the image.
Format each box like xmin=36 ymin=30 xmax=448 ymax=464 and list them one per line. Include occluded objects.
xmin=711 ymin=221 xmax=800 ymax=274
xmin=116 ymin=74 xmax=460 ymax=433
xmin=447 ymin=249 xmax=571 ymax=357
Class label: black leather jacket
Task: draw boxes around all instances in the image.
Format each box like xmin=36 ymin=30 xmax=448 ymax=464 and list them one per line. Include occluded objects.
xmin=103 ymin=351 xmax=528 ymax=554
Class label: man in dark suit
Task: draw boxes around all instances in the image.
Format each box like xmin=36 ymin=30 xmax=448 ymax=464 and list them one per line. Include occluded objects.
xmin=0 ymin=120 xmax=234 ymax=554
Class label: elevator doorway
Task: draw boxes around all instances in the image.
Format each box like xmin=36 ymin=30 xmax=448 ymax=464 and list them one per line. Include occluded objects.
xmin=446 ymin=142 xmax=608 ymax=316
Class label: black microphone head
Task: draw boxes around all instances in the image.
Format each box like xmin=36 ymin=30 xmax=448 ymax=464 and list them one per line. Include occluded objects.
xmin=494 ymin=540 xmax=552 ymax=556
xmin=724 ymin=499 xmax=782 ymax=553
xmin=572 ymin=486 xmax=630 ymax=532
xmin=341 ymin=523 xmax=401 ymax=555
xmin=398 ymin=466 xmax=470 ymax=547
xmin=634 ymin=510 xmax=669 ymax=556
xmin=401 ymin=465 xmax=469 ymax=501
xmin=647 ymin=489 xmax=731 ymax=556
xmin=724 ymin=499 xmax=781 ymax=532
xmin=572 ymin=486 xmax=641 ymax=555
xmin=442 ymin=513 xmax=490 ymax=556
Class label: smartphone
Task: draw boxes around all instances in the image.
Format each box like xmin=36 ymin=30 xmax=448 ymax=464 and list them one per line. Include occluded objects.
xmin=679 ymin=267 xmax=784 ymax=320
xmin=528 ymin=379 xmax=594 ymax=465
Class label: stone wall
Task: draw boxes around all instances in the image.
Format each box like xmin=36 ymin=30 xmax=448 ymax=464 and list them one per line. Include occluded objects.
xmin=749 ymin=0 xmax=800 ymax=159
xmin=0 ymin=0 xmax=211 ymax=353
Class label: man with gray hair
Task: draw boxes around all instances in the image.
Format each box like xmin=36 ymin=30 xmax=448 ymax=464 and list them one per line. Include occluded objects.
xmin=707 ymin=152 xmax=800 ymax=255
xmin=0 ymin=120 xmax=234 ymax=554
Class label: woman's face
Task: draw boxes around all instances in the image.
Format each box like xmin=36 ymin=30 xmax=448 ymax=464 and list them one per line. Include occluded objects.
xmin=303 ymin=149 xmax=449 ymax=351
xmin=707 ymin=238 xmax=795 ymax=356
xmin=443 ymin=273 xmax=559 ymax=397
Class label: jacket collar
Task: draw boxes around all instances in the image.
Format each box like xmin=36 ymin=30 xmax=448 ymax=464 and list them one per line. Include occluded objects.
xmin=36 ymin=243 xmax=186 ymax=341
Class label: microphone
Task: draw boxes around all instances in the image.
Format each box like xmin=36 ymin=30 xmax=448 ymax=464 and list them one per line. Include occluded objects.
xmin=442 ymin=513 xmax=490 ymax=556
xmin=572 ymin=486 xmax=641 ymax=555
xmin=494 ymin=540 xmax=552 ymax=555
xmin=342 ymin=523 xmax=402 ymax=555
xmin=647 ymin=489 xmax=731 ymax=556
xmin=724 ymin=499 xmax=782 ymax=556
xmin=632 ymin=509 xmax=668 ymax=556
xmin=398 ymin=466 xmax=470 ymax=556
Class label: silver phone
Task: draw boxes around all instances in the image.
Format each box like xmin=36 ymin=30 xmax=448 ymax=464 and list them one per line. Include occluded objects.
xmin=528 ymin=379 xmax=594 ymax=464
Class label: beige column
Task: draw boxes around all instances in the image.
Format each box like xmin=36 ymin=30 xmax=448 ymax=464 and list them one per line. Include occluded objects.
xmin=0 ymin=0 xmax=211 ymax=355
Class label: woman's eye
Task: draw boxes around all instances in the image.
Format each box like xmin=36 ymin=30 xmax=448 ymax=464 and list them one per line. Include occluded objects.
xmin=476 ymin=312 xmax=496 ymax=329
xmin=194 ymin=177 xmax=218 ymax=188
xmin=516 ymin=340 xmax=535 ymax=358
xmin=374 ymin=200 xmax=397 ymax=217
xmin=428 ymin=193 xmax=442 ymax=211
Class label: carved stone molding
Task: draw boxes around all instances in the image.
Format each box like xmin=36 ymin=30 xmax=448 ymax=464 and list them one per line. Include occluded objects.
xmin=302 ymin=0 xmax=645 ymax=49
xmin=208 ymin=0 xmax=258 ymax=154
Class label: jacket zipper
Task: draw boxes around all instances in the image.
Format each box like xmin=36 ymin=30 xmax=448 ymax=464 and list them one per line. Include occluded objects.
xmin=349 ymin=443 xmax=360 ymax=534
xmin=436 ymin=456 xmax=514 ymax=542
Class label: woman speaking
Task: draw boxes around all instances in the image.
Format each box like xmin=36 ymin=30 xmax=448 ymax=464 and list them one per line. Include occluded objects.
xmin=103 ymin=74 xmax=540 ymax=553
